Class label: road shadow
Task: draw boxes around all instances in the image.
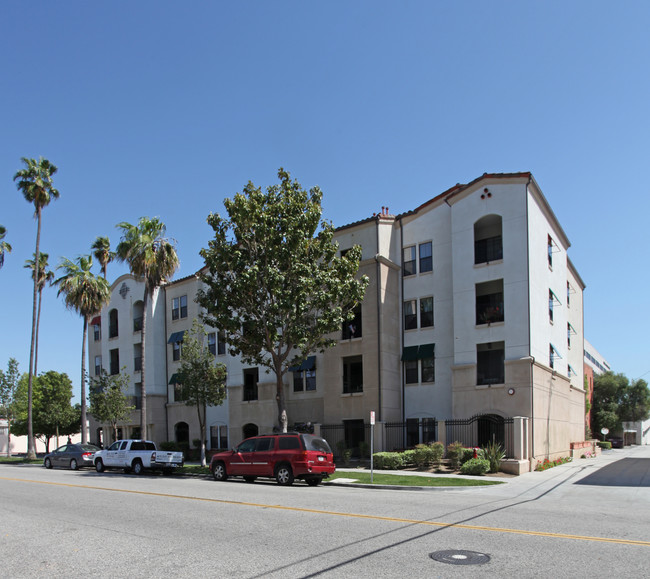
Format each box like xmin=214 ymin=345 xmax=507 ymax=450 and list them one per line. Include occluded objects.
xmin=574 ymin=458 xmax=650 ymax=487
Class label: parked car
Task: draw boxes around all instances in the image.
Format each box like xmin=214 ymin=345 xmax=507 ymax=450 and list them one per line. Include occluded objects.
xmin=43 ymin=443 xmax=100 ymax=470
xmin=93 ymin=439 xmax=184 ymax=475
xmin=607 ymin=437 xmax=624 ymax=448
xmin=210 ymin=432 xmax=335 ymax=486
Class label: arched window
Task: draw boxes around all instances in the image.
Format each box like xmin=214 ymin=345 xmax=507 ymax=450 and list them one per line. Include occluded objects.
xmin=474 ymin=215 xmax=503 ymax=264
xmin=133 ymin=300 xmax=144 ymax=332
xmin=109 ymin=308 xmax=119 ymax=338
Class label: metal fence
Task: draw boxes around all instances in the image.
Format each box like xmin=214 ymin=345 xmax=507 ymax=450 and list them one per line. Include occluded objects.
xmin=446 ymin=415 xmax=514 ymax=457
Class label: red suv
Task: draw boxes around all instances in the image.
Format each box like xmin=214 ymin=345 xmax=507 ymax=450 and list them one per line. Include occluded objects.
xmin=210 ymin=432 xmax=335 ymax=486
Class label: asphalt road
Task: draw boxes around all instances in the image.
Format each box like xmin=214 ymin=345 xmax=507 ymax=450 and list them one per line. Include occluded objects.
xmin=1 ymin=445 xmax=649 ymax=578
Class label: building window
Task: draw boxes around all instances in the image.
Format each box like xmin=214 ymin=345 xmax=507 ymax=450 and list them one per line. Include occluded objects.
xmin=173 ymin=341 xmax=182 ymax=362
xmin=172 ymin=295 xmax=188 ymax=320
xmin=421 ymin=355 xmax=435 ymax=383
xmin=474 ymin=215 xmax=503 ymax=264
xmin=420 ymin=297 xmax=433 ymax=328
xmin=419 ymin=241 xmax=432 ymax=273
xmin=174 ymin=381 xmax=190 ymax=402
xmin=133 ymin=343 xmax=142 ymax=372
xmin=403 ymin=246 xmax=416 ymax=277
xmin=94 ymin=355 xmax=102 ymax=376
xmin=217 ymin=330 xmax=226 ymax=355
xmin=343 ymin=356 xmax=363 ymax=393
xmin=404 ymin=300 xmax=417 ymax=330
xmin=404 ymin=359 xmax=418 ymax=384
xmin=210 ymin=425 xmax=228 ymax=450
xmin=548 ymin=235 xmax=554 ymax=268
xmin=243 ymin=368 xmax=259 ymax=401
xmin=549 ymin=289 xmax=561 ymax=323
xmin=550 ymin=343 xmax=562 ymax=370
xmin=476 ymin=280 xmax=504 ymax=325
xmin=109 ymin=309 xmax=118 ymax=338
xmin=208 ymin=332 xmax=217 ymax=356
xmin=567 ymin=282 xmax=571 ymax=308
xmin=342 ymin=305 xmax=362 ymax=339
xmin=109 ymin=348 xmax=120 ymax=376
xmin=291 ymin=357 xmax=317 ymax=392
xmin=477 ymin=341 xmax=504 ymax=385
xmin=93 ymin=324 xmax=101 ymax=341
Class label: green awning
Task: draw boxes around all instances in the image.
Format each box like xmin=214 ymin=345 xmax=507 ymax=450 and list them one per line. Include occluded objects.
xmin=418 ymin=343 xmax=435 ymax=359
xmin=169 ymin=373 xmax=179 ymax=384
xmin=402 ymin=346 xmax=419 ymax=361
xmin=168 ymin=331 xmax=185 ymax=344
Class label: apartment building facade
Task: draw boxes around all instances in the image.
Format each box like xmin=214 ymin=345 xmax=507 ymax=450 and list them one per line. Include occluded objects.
xmin=88 ymin=172 xmax=587 ymax=469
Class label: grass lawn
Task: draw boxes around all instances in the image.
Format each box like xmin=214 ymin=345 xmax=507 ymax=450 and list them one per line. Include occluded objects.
xmin=0 ymin=457 xmax=42 ymax=465
xmin=327 ymin=471 xmax=504 ymax=486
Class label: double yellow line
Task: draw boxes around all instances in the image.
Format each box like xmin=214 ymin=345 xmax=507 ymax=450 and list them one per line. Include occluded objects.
xmin=3 ymin=475 xmax=649 ymax=547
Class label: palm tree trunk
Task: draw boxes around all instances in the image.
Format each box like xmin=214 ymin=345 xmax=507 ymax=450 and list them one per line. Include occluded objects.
xmin=81 ymin=317 xmax=89 ymax=444
xmin=34 ymin=286 xmax=43 ymax=376
xmin=140 ymin=289 xmax=149 ymax=440
xmin=26 ymin=209 xmax=42 ymax=460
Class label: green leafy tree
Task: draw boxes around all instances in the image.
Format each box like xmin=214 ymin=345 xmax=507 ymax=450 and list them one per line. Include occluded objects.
xmin=198 ymin=169 xmax=369 ymax=432
xmin=0 ymin=358 xmax=21 ymax=454
xmin=54 ymin=255 xmax=111 ymax=443
xmin=116 ymin=217 xmax=179 ymax=439
xmin=24 ymin=252 xmax=54 ymax=376
xmin=91 ymin=236 xmax=115 ymax=279
xmin=0 ymin=225 xmax=12 ymax=269
xmin=88 ymin=370 xmax=135 ymax=444
xmin=176 ymin=319 xmax=227 ymax=466
xmin=619 ymin=378 xmax=650 ymax=423
xmin=12 ymin=371 xmax=79 ymax=452
xmin=14 ymin=156 xmax=60 ymax=459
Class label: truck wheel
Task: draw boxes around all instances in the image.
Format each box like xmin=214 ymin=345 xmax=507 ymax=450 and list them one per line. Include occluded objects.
xmin=95 ymin=459 xmax=104 ymax=473
xmin=132 ymin=459 xmax=143 ymax=475
xmin=212 ymin=462 xmax=228 ymax=481
xmin=275 ymin=464 xmax=294 ymax=486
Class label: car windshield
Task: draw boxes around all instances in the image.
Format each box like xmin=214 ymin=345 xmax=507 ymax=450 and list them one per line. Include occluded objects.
xmin=302 ymin=436 xmax=332 ymax=453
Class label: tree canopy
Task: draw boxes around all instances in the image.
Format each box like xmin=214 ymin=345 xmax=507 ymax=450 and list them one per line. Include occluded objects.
xmin=88 ymin=370 xmax=135 ymax=445
xmin=198 ymin=168 xmax=368 ymax=431
xmin=591 ymin=371 xmax=650 ymax=437
xmin=176 ymin=319 xmax=227 ymax=465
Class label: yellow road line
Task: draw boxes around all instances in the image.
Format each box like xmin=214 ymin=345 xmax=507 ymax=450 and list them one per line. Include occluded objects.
xmin=2 ymin=475 xmax=649 ymax=547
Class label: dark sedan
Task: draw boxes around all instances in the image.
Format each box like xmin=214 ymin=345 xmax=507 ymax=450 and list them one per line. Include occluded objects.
xmin=43 ymin=443 xmax=100 ymax=470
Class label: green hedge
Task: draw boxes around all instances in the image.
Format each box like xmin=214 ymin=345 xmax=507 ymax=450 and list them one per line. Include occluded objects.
xmin=459 ymin=458 xmax=490 ymax=476
xmin=597 ymin=441 xmax=612 ymax=450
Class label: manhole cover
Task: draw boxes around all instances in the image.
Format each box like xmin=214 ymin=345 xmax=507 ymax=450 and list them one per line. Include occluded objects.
xmin=429 ymin=550 xmax=491 ymax=566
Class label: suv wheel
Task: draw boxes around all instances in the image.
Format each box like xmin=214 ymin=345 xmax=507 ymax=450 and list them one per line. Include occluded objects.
xmin=212 ymin=462 xmax=228 ymax=481
xmin=275 ymin=464 xmax=294 ymax=486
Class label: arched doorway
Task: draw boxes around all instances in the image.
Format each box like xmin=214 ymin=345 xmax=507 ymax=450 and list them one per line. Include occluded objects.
xmin=242 ymin=423 xmax=258 ymax=440
xmin=175 ymin=422 xmax=190 ymax=446
xmin=477 ymin=414 xmax=505 ymax=447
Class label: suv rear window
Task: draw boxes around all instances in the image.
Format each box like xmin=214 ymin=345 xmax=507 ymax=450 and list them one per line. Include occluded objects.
xmin=278 ymin=436 xmax=301 ymax=450
xmin=301 ymin=435 xmax=332 ymax=453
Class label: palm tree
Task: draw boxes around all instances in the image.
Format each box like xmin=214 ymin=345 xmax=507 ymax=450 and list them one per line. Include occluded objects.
xmin=91 ymin=236 xmax=115 ymax=279
xmin=54 ymin=255 xmax=111 ymax=444
xmin=0 ymin=225 xmax=12 ymax=269
xmin=14 ymin=157 xmax=60 ymax=459
xmin=116 ymin=217 xmax=179 ymax=439
xmin=24 ymin=252 xmax=55 ymax=376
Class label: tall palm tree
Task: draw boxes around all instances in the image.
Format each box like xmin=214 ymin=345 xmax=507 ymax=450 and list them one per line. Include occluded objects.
xmin=24 ymin=252 xmax=54 ymax=376
xmin=54 ymin=255 xmax=111 ymax=444
xmin=0 ymin=225 xmax=12 ymax=269
xmin=116 ymin=217 xmax=179 ymax=439
xmin=14 ymin=156 xmax=60 ymax=459
xmin=91 ymin=236 xmax=115 ymax=279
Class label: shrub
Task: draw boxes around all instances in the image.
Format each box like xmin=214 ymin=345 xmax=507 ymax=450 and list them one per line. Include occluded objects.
xmin=402 ymin=449 xmax=416 ymax=467
xmin=597 ymin=441 xmax=612 ymax=450
xmin=482 ymin=441 xmax=506 ymax=473
xmin=413 ymin=444 xmax=433 ymax=467
xmin=359 ymin=441 xmax=370 ymax=459
xmin=460 ymin=458 xmax=490 ymax=475
xmin=534 ymin=456 xmax=572 ymax=471
xmin=372 ymin=452 xmax=404 ymax=470
xmin=429 ymin=442 xmax=444 ymax=468
xmin=160 ymin=441 xmax=181 ymax=451
xmin=446 ymin=441 xmax=464 ymax=469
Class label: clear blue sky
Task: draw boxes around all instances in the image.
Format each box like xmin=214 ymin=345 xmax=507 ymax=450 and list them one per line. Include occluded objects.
xmin=2 ymin=1 xmax=649 ymax=404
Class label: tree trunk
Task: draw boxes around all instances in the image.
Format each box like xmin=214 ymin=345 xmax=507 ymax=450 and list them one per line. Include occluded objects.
xmin=197 ymin=402 xmax=206 ymax=467
xmin=80 ymin=317 xmax=88 ymax=443
xmin=26 ymin=208 xmax=41 ymax=460
xmin=276 ymin=373 xmax=288 ymax=433
xmin=35 ymin=286 xmax=43 ymax=376
xmin=140 ymin=289 xmax=149 ymax=439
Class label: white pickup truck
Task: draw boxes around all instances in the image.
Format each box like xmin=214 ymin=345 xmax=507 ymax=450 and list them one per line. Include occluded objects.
xmin=93 ymin=439 xmax=184 ymax=475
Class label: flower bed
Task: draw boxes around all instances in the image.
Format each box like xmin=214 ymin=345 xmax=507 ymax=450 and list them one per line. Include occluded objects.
xmin=534 ymin=456 xmax=572 ymax=471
